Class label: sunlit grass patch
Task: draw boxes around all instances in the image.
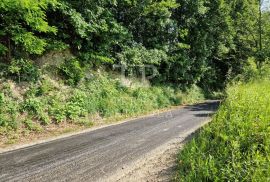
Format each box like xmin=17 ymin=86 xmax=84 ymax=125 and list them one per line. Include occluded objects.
xmin=175 ymin=80 xmax=270 ymax=181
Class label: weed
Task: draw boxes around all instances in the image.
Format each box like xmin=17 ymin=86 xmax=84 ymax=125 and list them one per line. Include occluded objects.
xmin=176 ymin=80 xmax=270 ymax=181
xmin=23 ymin=119 xmax=42 ymax=132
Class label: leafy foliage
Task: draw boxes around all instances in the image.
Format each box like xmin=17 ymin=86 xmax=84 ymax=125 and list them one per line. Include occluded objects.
xmin=1 ymin=0 xmax=270 ymax=89
xmin=0 ymin=0 xmax=58 ymax=58
xmin=0 ymin=92 xmax=18 ymax=129
xmin=58 ymin=58 xmax=85 ymax=86
xmin=8 ymin=59 xmax=40 ymax=82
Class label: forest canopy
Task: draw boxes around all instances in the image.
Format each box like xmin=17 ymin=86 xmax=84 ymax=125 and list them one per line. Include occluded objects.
xmin=0 ymin=0 xmax=270 ymax=89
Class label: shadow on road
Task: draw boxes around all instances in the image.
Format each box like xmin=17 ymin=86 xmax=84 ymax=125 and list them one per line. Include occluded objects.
xmin=186 ymin=100 xmax=221 ymax=118
xmin=194 ymin=113 xmax=214 ymax=118
xmin=188 ymin=101 xmax=220 ymax=112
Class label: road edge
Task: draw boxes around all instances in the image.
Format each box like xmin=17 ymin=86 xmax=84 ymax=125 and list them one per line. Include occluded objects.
xmin=103 ymin=119 xmax=211 ymax=182
xmin=0 ymin=100 xmax=216 ymax=154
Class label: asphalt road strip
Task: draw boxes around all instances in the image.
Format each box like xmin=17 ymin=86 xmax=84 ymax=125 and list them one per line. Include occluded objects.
xmin=0 ymin=100 xmax=220 ymax=182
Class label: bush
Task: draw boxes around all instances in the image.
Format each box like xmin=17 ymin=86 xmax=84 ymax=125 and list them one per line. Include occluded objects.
xmin=65 ymin=90 xmax=88 ymax=120
xmin=23 ymin=119 xmax=42 ymax=132
xmin=234 ymin=57 xmax=270 ymax=83
xmin=58 ymin=58 xmax=85 ymax=86
xmin=8 ymin=59 xmax=40 ymax=82
xmin=48 ymin=96 xmax=67 ymax=123
xmin=22 ymin=98 xmax=50 ymax=125
xmin=176 ymin=80 xmax=270 ymax=181
xmin=0 ymin=92 xmax=19 ymax=129
xmin=181 ymin=85 xmax=205 ymax=104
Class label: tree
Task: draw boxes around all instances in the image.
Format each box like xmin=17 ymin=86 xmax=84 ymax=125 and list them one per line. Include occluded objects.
xmin=0 ymin=0 xmax=58 ymax=60
xmin=47 ymin=0 xmax=131 ymax=63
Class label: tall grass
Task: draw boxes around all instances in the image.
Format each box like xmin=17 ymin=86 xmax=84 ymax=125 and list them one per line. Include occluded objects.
xmin=176 ymin=80 xmax=270 ymax=181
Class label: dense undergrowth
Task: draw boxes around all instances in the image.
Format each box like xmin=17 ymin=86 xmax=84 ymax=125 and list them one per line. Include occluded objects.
xmin=0 ymin=62 xmax=205 ymax=140
xmin=176 ymin=61 xmax=270 ymax=181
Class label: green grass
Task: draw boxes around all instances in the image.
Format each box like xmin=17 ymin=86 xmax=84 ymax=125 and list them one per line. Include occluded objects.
xmin=175 ymin=80 xmax=270 ymax=181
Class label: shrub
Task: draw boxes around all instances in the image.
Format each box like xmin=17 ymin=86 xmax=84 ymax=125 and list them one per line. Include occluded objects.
xmin=8 ymin=59 xmax=40 ymax=82
xmin=65 ymin=90 xmax=88 ymax=120
xmin=22 ymin=98 xmax=50 ymax=125
xmin=0 ymin=92 xmax=4 ymax=105
xmin=0 ymin=93 xmax=19 ymax=129
xmin=58 ymin=58 xmax=85 ymax=86
xmin=181 ymin=85 xmax=205 ymax=104
xmin=48 ymin=96 xmax=67 ymax=123
xmin=23 ymin=119 xmax=42 ymax=132
xmin=38 ymin=78 xmax=54 ymax=95
xmin=234 ymin=57 xmax=270 ymax=83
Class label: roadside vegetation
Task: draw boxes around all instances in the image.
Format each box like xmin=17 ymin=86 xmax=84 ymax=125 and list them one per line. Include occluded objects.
xmin=0 ymin=0 xmax=270 ymax=147
xmin=175 ymin=60 xmax=270 ymax=181
xmin=0 ymin=61 xmax=205 ymax=144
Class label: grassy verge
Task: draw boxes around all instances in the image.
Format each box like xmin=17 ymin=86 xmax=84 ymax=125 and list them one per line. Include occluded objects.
xmin=175 ymin=79 xmax=270 ymax=181
xmin=0 ymin=72 xmax=205 ymax=147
